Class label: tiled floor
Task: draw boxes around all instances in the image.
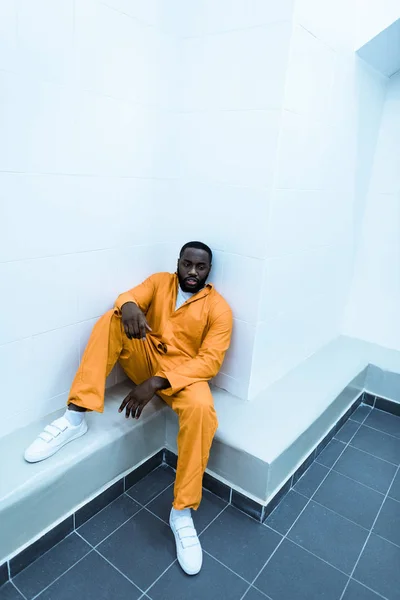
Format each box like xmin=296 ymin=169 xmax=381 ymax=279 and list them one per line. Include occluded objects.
xmin=1 ymin=405 xmax=400 ymax=600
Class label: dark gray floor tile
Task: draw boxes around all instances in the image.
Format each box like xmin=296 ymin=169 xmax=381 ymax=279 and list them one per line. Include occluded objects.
xmin=293 ymin=462 xmax=329 ymax=497
xmin=264 ymin=490 xmax=308 ymax=535
xmin=97 ymin=509 xmax=175 ymax=590
xmin=242 ymin=587 xmax=268 ymax=600
xmin=36 ymin=551 xmax=141 ymax=600
xmin=78 ymin=494 xmax=142 ymax=546
xmin=0 ymin=563 xmax=8 ymax=587
xmin=10 ymin=516 xmax=73 ymax=576
xmin=288 ymin=501 xmax=368 ymax=575
xmin=313 ymin=471 xmax=384 ymax=529
xmin=13 ymin=533 xmax=91 ymax=599
xmin=126 ymin=465 xmax=175 ymax=505
xmin=342 ymin=579 xmax=383 ymax=599
xmin=335 ymin=420 xmax=361 ymax=443
xmin=255 ymin=539 xmax=347 ymax=600
xmin=148 ymin=552 xmax=248 ymax=600
xmin=75 ymin=480 xmax=124 ymax=527
xmin=147 ymin=486 xmax=227 ymax=533
xmin=373 ymin=497 xmax=400 ymax=547
xmin=354 ymin=533 xmax=400 ymax=600
xmin=0 ymin=583 xmax=24 ymax=600
xmin=350 ymin=426 xmax=400 ymax=465
xmin=388 ymin=470 xmax=400 ymax=501
xmin=334 ymin=446 xmax=397 ymax=494
xmin=201 ymin=506 xmax=282 ymax=582
xmin=364 ymin=409 xmax=400 ymax=439
xmin=316 ymin=439 xmax=347 ymax=468
xmin=350 ymin=405 xmax=372 ymax=424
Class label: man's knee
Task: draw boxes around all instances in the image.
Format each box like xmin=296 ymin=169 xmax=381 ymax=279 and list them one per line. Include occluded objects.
xmin=181 ymin=384 xmax=218 ymax=424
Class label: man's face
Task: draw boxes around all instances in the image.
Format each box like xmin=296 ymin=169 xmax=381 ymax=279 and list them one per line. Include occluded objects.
xmin=177 ymin=248 xmax=212 ymax=293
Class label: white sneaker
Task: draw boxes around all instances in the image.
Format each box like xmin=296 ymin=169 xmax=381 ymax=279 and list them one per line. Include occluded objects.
xmin=170 ymin=508 xmax=202 ymax=575
xmin=24 ymin=416 xmax=88 ymax=463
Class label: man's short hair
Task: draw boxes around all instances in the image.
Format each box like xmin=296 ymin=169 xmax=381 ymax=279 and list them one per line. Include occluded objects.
xmin=180 ymin=241 xmax=213 ymax=263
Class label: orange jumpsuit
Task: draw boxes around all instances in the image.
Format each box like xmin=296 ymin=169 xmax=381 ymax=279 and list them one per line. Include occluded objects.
xmin=67 ymin=272 xmax=233 ymax=510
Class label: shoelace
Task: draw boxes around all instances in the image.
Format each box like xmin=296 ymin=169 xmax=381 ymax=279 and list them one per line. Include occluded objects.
xmin=39 ymin=418 xmax=68 ymax=443
xmin=174 ymin=516 xmax=200 ymax=549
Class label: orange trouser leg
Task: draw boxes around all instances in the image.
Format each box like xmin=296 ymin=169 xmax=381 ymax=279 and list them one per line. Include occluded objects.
xmin=68 ymin=310 xmax=156 ymax=412
xmin=160 ymin=382 xmax=218 ymax=510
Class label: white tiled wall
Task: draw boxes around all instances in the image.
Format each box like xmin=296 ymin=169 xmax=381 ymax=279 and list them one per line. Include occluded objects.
xmin=249 ymin=0 xmax=389 ymax=398
xmin=0 ymin=0 xmax=177 ymax=438
xmin=344 ymin=72 xmax=400 ymax=350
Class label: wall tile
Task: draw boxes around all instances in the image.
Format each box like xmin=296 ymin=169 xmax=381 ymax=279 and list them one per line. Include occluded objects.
xmin=276 ymin=110 xmax=354 ymax=191
xmin=213 ymin=372 xmax=250 ymax=400
xmin=284 ymin=25 xmax=335 ymax=120
xmin=0 ymin=0 xmax=17 ymax=72
xmin=17 ymin=0 xmax=74 ymax=85
xmin=0 ymin=256 xmax=79 ymax=345
xmin=201 ymin=0 xmax=294 ymax=34
xmin=0 ymin=72 xmax=77 ymax=174
xmin=266 ymin=190 xmax=353 ymax=257
xmin=222 ymin=254 xmax=264 ymax=324
xmin=182 ymin=22 xmax=291 ymax=111
xmin=260 ymin=244 xmax=350 ymax=322
xmin=220 ymin=319 xmax=256 ymax=383
xmin=71 ymin=91 xmax=155 ymax=177
xmin=74 ymin=0 xmax=158 ymax=105
xmin=0 ymin=338 xmax=34 ymax=426
xmin=31 ymin=326 xmax=80 ymax=404
xmin=295 ymin=0 xmax=355 ymax=51
xmin=178 ymin=109 xmax=281 ymax=188
xmin=102 ymin=0 xmax=159 ymax=26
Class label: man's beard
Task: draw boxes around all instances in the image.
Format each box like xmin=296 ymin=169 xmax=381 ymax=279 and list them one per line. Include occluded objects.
xmin=178 ymin=272 xmax=206 ymax=294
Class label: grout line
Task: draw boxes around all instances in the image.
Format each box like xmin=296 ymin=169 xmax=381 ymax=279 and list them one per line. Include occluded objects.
xmin=10 ymin=580 xmax=28 ymax=600
xmin=198 ymin=505 xmax=229 ymax=537
xmin=29 ymin=547 xmax=93 ymax=600
xmin=362 ymin=422 xmax=400 ymax=441
xmin=329 ymin=468 xmax=386 ymax=496
xmin=347 ymin=443 xmax=399 ymax=466
xmin=143 ymin=482 xmax=175 ymax=507
xmin=142 ymin=506 xmax=172 ymax=527
xmin=349 ymin=578 xmax=389 ymax=600
xmin=239 ymin=584 xmax=273 ymax=600
xmin=338 ymin=464 xmax=400 ymax=600
xmin=143 ymin=560 xmax=177 ymax=596
xmin=373 ymin=531 xmax=400 ymax=551
xmin=88 ymin=507 xmax=145 ymax=550
xmin=93 ymin=547 xmax=145 ymax=595
xmin=75 ymin=492 xmax=139 ymax=535
xmin=293 ymin=497 xmax=370 ymax=533
xmin=203 ymin=550 xmax=252 ymax=585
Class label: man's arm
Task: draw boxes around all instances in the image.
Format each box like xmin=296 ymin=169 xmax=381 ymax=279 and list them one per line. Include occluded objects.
xmin=114 ymin=274 xmax=156 ymax=314
xmin=156 ymin=308 xmax=233 ymax=396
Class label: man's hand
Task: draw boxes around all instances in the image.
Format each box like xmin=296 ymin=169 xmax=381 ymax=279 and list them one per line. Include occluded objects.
xmin=121 ymin=302 xmax=152 ymax=340
xmin=118 ymin=377 xmax=170 ymax=419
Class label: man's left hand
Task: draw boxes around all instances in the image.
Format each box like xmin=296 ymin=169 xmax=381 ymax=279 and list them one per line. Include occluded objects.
xmin=118 ymin=377 xmax=169 ymax=419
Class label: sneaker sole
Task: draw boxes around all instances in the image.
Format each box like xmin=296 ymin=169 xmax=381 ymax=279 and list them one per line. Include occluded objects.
xmin=24 ymin=423 xmax=88 ymax=463
xmin=169 ymin=516 xmax=202 ymax=576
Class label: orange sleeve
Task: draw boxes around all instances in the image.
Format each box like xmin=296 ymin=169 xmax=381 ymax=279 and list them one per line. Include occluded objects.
xmin=156 ymin=307 xmax=233 ymax=396
xmin=114 ymin=274 xmax=157 ymax=314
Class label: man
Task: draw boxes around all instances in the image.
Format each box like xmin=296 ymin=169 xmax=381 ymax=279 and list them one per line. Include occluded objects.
xmin=24 ymin=241 xmax=233 ymax=576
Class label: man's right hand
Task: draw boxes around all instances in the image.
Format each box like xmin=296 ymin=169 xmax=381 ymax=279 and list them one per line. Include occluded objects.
xmin=121 ymin=302 xmax=152 ymax=340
